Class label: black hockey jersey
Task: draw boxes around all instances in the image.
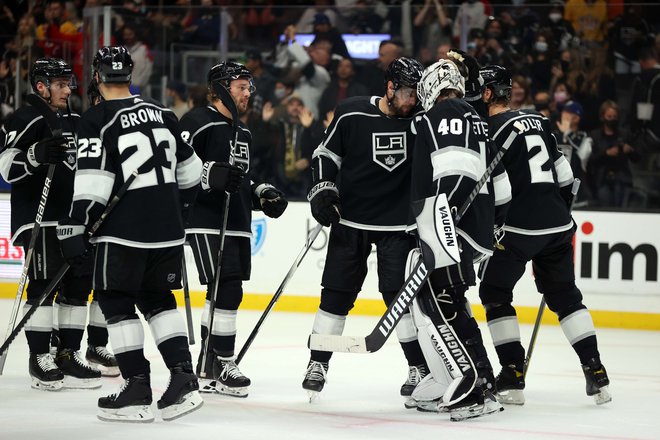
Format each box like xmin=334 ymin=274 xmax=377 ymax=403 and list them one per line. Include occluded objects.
xmin=0 ymin=104 xmax=78 ymax=244
xmin=71 ymin=95 xmax=201 ymax=248
xmin=489 ymin=109 xmax=574 ymax=235
xmin=312 ymin=96 xmax=419 ymax=231
xmin=410 ymin=98 xmax=510 ymax=257
xmin=179 ymin=105 xmax=253 ymax=238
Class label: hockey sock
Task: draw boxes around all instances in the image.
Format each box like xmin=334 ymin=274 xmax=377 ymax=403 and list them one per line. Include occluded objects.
xmin=310 ymin=308 xmax=347 ymax=363
xmin=147 ymin=309 xmax=192 ymax=368
xmin=558 ymin=306 xmax=600 ymax=365
xmin=107 ymin=315 xmax=150 ymax=379
xmin=485 ymin=303 xmax=524 ymax=367
xmin=56 ymin=301 xmax=86 ymax=351
xmin=87 ymin=300 xmax=109 ymax=347
xmin=23 ymin=302 xmax=52 ymax=354
xmin=395 ymin=313 xmax=426 ymax=366
xmin=206 ymin=308 xmax=237 ymax=357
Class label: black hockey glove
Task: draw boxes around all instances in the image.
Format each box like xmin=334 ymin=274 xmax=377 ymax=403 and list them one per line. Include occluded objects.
xmin=201 ymin=161 xmax=245 ymax=194
xmin=56 ymin=219 xmax=91 ymax=267
xmin=255 ymin=184 xmax=288 ymax=218
xmin=308 ymin=181 xmax=341 ymax=227
xmin=27 ymin=136 xmax=68 ymax=168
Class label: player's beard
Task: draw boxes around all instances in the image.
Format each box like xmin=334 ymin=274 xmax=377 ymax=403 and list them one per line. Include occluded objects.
xmin=392 ymin=100 xmax=414 ymax=118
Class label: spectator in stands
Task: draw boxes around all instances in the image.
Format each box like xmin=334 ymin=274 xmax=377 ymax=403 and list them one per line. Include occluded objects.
xmin=165 ymin=80 xmax=189 ymax=120
xmin=120 ymin=23 xmax=153 ymax=93
xmin=245 ymin=48 xmax=276 ymax=117
xmin=259 ymin=95 xmax=314 ymax=200
xmin=311 ymin=13 xmax=349 ymax=60
xmin=180 ymin=0 xmax=238 ymax=46
xmin=6 ymin=15 xmax=42 ymax=67
xmin=242 ymin=0 xmax=279 ymax=48
xmin=348 ymin=0 xmax=384 ymax=34
xmin=436 ymin=42 xmax=451 ymax=62
xmin=187 ymin=84 xmax=208 ymax=110
xmin=412 ymin=0 xmax=452 ymax=63
xmin=563 ymin=0 xmax=607 ymax=45
xmin=527 ymin=31 xmax=555 ymax=92
xmin=358 ymin=39 xmax=403 ymax=96
xmin=296 ymin=0 xmax=338 ymax=34
xmin=534 ymin=90 xmax=552 ymax=119
xmin=274 ymin=24 xmax=331 ymax=118
xmin=510 ymin=75 xmax=534 ymax=111
xmin=609 ymin=4 xmax=649 ymax=79
xmin=452 ymin=0 xmax=488 ymax=43
xmin=588 ymin=100 xmax=639 ymax=207
xmin=0 ymin=53 xmax=16 ymax=121
xmin=555 ymin=100 xmax=593 ymax=203
xmin=550 ymin=81 xmax=572 ymax=117
xmin=35 ymin=0 xmax=77 ymax=59
xmin=318 ymin=57 xmax=368 ymax=118
xmin=0 ymin=1 xmax=16 ymax=50
xmin=543 ymin=0 xmax=575 ymax=52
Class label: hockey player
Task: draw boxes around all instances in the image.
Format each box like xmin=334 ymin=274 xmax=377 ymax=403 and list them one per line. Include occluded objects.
xmin=305 ymin=57 xmax=429 ymax=404
xmin=0 ymin=58 xmax=104 ymax=390
xmin=57 ymin=46 xmax=204 ymax=422
xmin=179 ymin=61 xmax=288 ymax=398
xmin=407 ymin=59 xmax=508 ymax=420
xmin=477 ymin=65 xmax=611 ymax=406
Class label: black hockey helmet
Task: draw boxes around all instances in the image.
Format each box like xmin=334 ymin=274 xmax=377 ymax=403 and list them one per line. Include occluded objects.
xmin=384 ymin=57 xmax=424 ymax=90
xmin=480 ymin=65 xmax=512 ymax=99
xmin=207 ymin=61 xmax=253 ymax=91
xmin=92 ymin=46 xmax=134 ymax=84
xmin=30 ymin=58 xmax=74 ymax=91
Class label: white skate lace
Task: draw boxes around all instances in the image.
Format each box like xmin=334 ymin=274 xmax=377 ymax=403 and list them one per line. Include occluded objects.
xmin=305 ymin=361 xmax=327 ymax=383
xmin=36 ymin=353 xmax=59 ymax=372
xmin=92 ymin=346 xmax=114 ymax=361
xmin=219 ymin=359 xmax=245 ymax=380
xmin=405 ymin=365 xmax=427 ymax=386
xmin=108 ymin=380 xmax=130 ymax=400
xmin=72 ymin=350 xmax=97 ymax=371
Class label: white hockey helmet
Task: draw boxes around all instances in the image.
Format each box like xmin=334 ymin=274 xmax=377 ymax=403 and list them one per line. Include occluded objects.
xmin=417 ymin=60 xmax=466 ymax=111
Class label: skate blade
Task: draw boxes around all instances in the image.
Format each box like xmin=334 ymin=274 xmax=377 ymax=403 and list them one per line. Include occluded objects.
xmin=216 ymin=384 xmax=249 ymax=398
xmin=449 ymin=399 xmax=504 ymax=422
xmin=496 ymin=389 xmax=525 ymax=405
xmin=97 ymin=405 xmax=155 ymax=423
xmin=404 ymin=397 xmax=418 ymax=410
xmin=306 ymin=390 xmax=321 ymax=403
xmin=88 ymin=361 xmax=120 ymax=377
xmin=31 ymin=378 xmax=64 ymax=391
xmin=414 ymin=401 xmax=445 ymax=413
xmin=63 ymin=375 xmax=102 ymax=389
xmin=161 ymin=391 xmax=204 ymax=421
xmin=593 ymin=386 xmax=612 ymax=405
xmin=198 ymin=379 xmax=220 ymax=394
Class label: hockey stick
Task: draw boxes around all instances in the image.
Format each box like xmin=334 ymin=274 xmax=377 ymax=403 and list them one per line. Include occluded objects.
xmin=0 ymin=94 xmax=63 ymax=374
xmin=309 ymin=133 xmax=517 ymax=354
xmin=181 ymin=253 xmax=195 ymax=345
xmin=0 ymin=171 xmax=139 ymax=360
xmin=523 ymin=178 xmax=581 ymax=378
xmin=199 ymin=80 xmax=239 ymax=376
xmin=236 ymin=223 xmax=323 ymax=364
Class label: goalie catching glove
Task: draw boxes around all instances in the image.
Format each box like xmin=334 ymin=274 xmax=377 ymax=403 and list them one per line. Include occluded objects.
xmin=201 ymin=161 xmax=245 ymax=193
xmin=56 ymin=219 xmax=91 ymax=266
xmin=308 ymin=181 xmax=340 ymax=227
xmin=253 ymin=183 xmax=288 ymax=218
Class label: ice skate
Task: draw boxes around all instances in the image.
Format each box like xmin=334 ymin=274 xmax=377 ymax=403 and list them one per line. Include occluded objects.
xmin=86 ymin=345 xmax=120 ymax=377
xmin=446 ymin=387 xmax=504 ymax=422
xmin=29 ymin=353 xmax=64 ymax=391
xmin=212 ymin=356 xmax=251 ymax=398
xmin=97 ymin=374 xmax=154 ymax=423
xmin=302 ymin=360 xmax=328 ymax=402
xmin=56 ymin=348 xmax=102 ymax=389
xmin=582 ymin=358 xmax=611 ymax=405
xmin=495 ymin=364 xmax=525 ymax=405
xmin=400 ymin=364 xmax=427 ymax=409
xmin=158 ymin=361 xmax=204 ymax=421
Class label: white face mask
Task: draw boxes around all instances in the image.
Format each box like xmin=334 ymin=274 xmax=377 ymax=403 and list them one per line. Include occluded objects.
xmin=274 ymin=88 xmax=286 ymax=99
xmin=549 ymin=12 xmax=562 ymax=23
xmin=535 ymin=41 xmax=548 ymax=53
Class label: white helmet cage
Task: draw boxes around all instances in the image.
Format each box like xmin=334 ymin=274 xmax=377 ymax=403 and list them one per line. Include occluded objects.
xmin=417 ymin=60 xmax=466 ymax=111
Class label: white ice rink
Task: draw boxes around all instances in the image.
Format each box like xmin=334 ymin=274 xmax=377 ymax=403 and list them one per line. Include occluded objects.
xmin=0 ymin=300 xmax=658 ymax=440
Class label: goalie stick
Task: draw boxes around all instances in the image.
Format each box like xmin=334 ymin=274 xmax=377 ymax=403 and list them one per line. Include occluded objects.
xmin=0 ymin=94 xmax=64 ymax=374
xmin=308 ymin=131 xmax=517 ymax=354
xmin=199 ymin=78 xmax=239 ymax=376
xmin=0 ymin=171 xmax=139 ymax=359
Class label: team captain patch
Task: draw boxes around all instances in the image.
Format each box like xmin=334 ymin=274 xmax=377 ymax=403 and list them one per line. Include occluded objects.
xmin=372 ymin=132 xmax=407 ymax=171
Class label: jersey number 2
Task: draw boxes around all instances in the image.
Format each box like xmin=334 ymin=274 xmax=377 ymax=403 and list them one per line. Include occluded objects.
xmin=117 ymin=128 xmax=177 ymax=190
xmin=525 ymin=134 xmax=554 ymax=184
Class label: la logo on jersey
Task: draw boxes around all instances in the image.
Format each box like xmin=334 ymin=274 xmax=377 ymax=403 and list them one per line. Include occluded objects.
xmin=372 ymin=132 xmax=407 ymax=171
xmin=63 ymin=134 xmax=77 ymax=171
xmin=231 ymin=139 xmax=250 ymax=172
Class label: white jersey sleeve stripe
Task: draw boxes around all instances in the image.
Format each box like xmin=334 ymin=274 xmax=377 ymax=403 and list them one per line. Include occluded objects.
xmin=431 ymin=147 xmax=482 ymax=183
xmin=0 ymin=148 xmax=31 ymax=182
xmin=72 ymin=169 xmax=115 ymax=205
xmin=176 ymin=153 xmax=202 ymax=189
xmin=554 ymin=155 xmax=574 ymax=187
xmin=313 ymin=145 xmax=342 ymax=169
xmin=493 ymin=172 xmax=512 ymax=206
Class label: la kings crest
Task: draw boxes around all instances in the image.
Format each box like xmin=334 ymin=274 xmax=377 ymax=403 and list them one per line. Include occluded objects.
xmin=63 ymin=132 xmax=77 ymax=171
xmin=372 ymin=131 xmax=407 ymax=171
xmin=231 ymin=139 xmax=250 ymax=172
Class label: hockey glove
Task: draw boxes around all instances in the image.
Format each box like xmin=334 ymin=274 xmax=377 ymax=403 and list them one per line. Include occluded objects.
xmin=201 ymin=161 xmax=245 ymax=194
xmin=56 ymin=219 xmax=91 ymax=267
xmin=255 ymin=184 xmax=288 ymax=218
xmin=27 ymin=136 xmax=68 ymax=168
xmin=308 ymin=181 xmax=341 ymax=227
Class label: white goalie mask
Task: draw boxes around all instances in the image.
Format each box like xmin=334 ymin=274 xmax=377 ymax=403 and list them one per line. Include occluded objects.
xmin=417 ymin=60 xmax=466 ymax=112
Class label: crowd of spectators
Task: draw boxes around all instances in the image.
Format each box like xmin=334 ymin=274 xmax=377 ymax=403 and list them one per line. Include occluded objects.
xmin=1 ymin=0 xmax=659 ymax=208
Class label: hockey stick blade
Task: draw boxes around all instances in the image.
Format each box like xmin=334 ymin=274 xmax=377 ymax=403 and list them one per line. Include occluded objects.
xmin=308 ymin=259 xmax=430 ymax=353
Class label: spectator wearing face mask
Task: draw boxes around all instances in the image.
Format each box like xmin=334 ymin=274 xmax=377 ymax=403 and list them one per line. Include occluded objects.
xmin=544 ymin=1 xmax=576 ymax=51
xmin=527 ymin=32 xmax=555 ymax=91
xmin=587 ymin=100 xmax=639 ymax=207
